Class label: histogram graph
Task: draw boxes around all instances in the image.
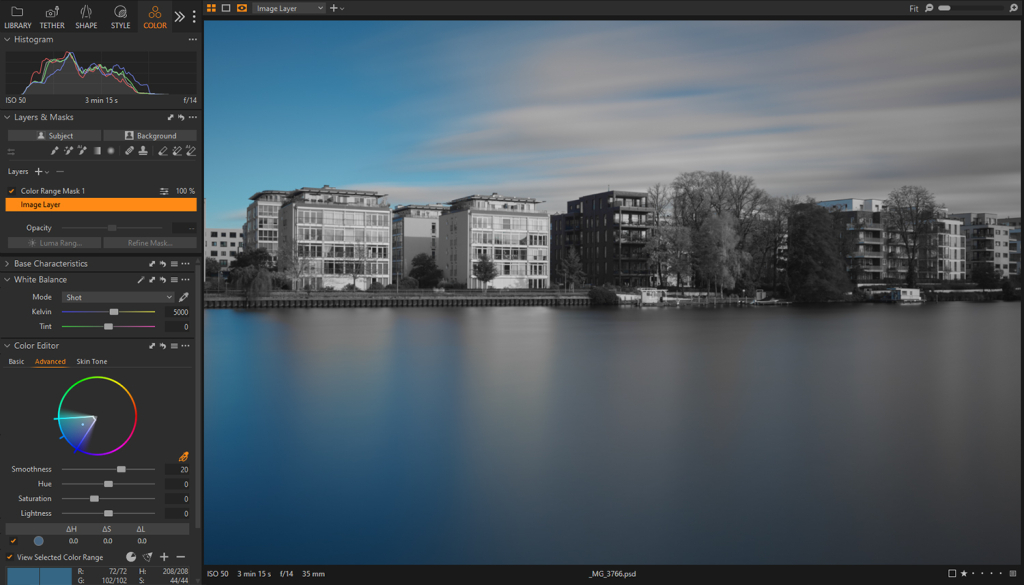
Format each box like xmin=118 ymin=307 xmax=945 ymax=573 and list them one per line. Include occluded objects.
xmin=5 ymin=51 xmax=197 ymax=96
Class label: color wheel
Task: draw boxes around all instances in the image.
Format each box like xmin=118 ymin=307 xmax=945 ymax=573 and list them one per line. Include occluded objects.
xmin=55 ymin=376 xmax=138 ymax=456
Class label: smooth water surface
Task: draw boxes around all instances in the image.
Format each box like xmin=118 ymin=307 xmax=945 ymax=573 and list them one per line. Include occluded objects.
xmin=204 ymin=303 xmax=1021 ymax=564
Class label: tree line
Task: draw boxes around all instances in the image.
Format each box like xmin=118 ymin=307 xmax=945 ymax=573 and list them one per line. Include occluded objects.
xmin=615 ymin=172 xmax=1002 ymax=301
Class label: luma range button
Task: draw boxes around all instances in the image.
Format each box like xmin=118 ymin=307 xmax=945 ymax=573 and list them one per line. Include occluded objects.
xmin=8 ymin=237 xmax=101 ymax=249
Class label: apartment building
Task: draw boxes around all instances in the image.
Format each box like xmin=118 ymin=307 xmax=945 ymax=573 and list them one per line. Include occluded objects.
xmin=277 ymin=186 xmax=392 ymax=290
xmin=950 ymin=213 xmax=1012 ymax=278
xmin=437 ymin=194 xmax=550 ymax=289
xmin=919 ymin=216 xmax=967 ymax=282
xmin=550 ymin=190 xmax=653 ymax=287
xmin=392 ymin=204 xmax=446 ymax=281
xmin=243 ymin=190 xmax=288 ymax=263
xmin=999 ymin=217 xmax=1020 ymax=277
xmin=205 ymin=228 xmax=245 ymax=269
xmin=818 ymin=199 xmax=965 ymax=282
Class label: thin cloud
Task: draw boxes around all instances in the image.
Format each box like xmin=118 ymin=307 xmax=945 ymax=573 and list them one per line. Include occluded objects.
xmin=414 ymin=22 xmax=1020 ymax=214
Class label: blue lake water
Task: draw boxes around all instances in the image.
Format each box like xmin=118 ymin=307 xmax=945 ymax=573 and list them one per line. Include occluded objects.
xmin=203 ymin=302 xmax=1021 ymax=564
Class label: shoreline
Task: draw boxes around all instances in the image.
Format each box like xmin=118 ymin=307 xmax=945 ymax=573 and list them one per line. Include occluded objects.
xmin=203 ymin=289 xmax=1018 ymax=308
xmin=204 ymin=293 xmax=591 ymax=309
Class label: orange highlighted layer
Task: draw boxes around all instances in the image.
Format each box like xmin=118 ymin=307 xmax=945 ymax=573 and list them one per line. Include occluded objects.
xmin=6 ymin=198 xmax=197 ymax=212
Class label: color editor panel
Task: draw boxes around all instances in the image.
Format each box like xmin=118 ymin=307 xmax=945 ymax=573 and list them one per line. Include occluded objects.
xmin=1 ymin=3 xmax=203 ymax=585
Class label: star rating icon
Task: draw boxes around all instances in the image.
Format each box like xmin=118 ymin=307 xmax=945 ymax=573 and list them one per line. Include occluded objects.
xmin=961 ymin=570 xmax=967 ymax=577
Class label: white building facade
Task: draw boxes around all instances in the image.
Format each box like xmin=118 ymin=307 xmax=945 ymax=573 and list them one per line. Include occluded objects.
xmin=278 ymin=186 xmax=392 ymax=291
xmin=438 ymin=194 xmax=550 ymax=289
xmin=243 ymin=190 xmax=288 ymax=263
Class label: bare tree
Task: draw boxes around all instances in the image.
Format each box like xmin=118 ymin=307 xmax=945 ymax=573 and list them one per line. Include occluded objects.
xmin=647 ymin=183 xmax=670 ymax=227
xmin=350 ymin=244 xmax=370 ymax=291
xmin=664 ymin=225 xmax=692 ymax=288
xmin=692 ymin=214 xmax=745 ymax=293
xmin=723 ymin=174 xmax=769 ymax=252
xmin=670 ymin=171 xmax=715 ymax=232
xmin=749 ymin=196 xmax=795 ymax=292
xmin=883 ymin=185 xmax=940 ymax=288
xmin=278 ymin=246 xmax=315 ymax=290
xmin=645 ymin=183 xmax=672 ymax=285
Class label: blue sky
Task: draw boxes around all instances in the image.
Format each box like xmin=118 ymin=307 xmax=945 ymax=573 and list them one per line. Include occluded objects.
xmin=204 ymin=21 xmax=1021 ymax=228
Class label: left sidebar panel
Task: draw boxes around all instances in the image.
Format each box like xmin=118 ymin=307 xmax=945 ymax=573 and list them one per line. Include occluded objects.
xmin=1 ymin=3 xmax=203 ymax=585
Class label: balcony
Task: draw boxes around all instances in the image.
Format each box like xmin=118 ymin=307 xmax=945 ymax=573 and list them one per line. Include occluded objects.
xmin=613 ymin=234 xmax=648 ymax=244
xmin=614 ymin=270 xmax=651 ymax=277
xmin=614 ymin=205 xmax=653 ymax=213
xmin=850 ymin=221 xmax=884 ymax=230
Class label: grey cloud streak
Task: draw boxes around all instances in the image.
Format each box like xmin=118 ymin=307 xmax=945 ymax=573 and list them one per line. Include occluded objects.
xmin=411 ymin=22 xmax=1020 ymax=215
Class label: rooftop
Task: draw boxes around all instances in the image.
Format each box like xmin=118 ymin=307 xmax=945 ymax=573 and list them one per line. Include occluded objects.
xmin=250 ymin=186 xmax=383 ymax=201
xmin=447 ymin=193 xmax=539 ymax=205
xmin=394 ymin=204 xmax=449 ymax=212
xmin=579 ymin=190 xmax=647 ymax=199
xmin=248 ymin=190 xmax=292 ymax=201
xmin=297 ymin=185 xmax=381 ymax=196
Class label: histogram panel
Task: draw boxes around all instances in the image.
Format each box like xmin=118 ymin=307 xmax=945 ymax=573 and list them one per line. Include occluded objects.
xmin=5 ymin=51 xmax=198 ymax=96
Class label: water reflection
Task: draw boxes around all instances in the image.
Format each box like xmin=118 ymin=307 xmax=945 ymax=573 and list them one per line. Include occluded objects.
xmin=205 ymin=303 xmax=1021 ymax=564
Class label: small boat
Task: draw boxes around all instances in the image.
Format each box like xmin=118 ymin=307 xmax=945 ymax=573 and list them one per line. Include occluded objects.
xmin=750 ymin=298 xmax=791 ymax=306
xmin=877 ymin=288 xmax=923 ymax=303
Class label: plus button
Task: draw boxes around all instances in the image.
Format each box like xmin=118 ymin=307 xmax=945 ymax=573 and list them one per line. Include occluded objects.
xmin=159 ymin=553 xmax=168 ymax=561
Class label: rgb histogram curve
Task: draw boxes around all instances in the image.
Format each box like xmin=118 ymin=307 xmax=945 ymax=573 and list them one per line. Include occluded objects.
xmin=55 ymin=376 xmax=138 ymax=456
xmin=21 ymin=51 xmax=158 ymax=95
xmin=5 ymin=51 xmax=198 ymax=96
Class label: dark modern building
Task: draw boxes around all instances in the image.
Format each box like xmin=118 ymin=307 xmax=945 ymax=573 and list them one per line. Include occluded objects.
xmin=550 ymin=190 xmax=653 ymax=287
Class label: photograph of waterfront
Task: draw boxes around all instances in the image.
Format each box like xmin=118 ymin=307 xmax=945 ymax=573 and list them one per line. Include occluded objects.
xmin=202 ymin=21 xmax=1021 ymax=566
